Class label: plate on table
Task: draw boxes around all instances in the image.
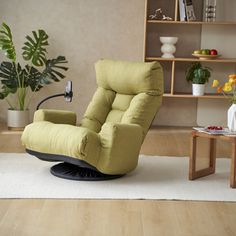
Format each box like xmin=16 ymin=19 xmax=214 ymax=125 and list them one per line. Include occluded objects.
xmin=204 ymin=128 xmax=228 ymax=135
xmin=192 ymin=54 xmax=221 ymax=60
xmin=193 ymin=127 xmax=229 ymax=135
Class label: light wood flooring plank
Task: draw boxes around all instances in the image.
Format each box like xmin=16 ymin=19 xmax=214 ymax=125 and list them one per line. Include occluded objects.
xmin=0 ymin=200 xmax=236 ymax=236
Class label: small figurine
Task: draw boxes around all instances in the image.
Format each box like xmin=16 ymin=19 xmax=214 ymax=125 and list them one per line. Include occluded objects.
xmin=149 ymin=8 xmax=172 ymax=21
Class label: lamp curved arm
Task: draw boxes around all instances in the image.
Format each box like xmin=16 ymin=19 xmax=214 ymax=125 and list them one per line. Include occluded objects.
xmin=36 ymin=93 xmax=65 ymax=110
xmin=36 ymin=81 xmax=73 ymax=110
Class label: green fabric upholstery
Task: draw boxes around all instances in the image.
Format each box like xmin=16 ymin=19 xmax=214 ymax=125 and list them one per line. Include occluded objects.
xmin=81 ymin=59 xmax=163 ymax=137
xmin=98 ymin=122 xmax=143 ymax=174
xmin=34 ymin=109 xmax=77 ymax=125
xmin=22 ymin=121 xmax=101 ymax=167
xmin=21 ymin=59 xmax=163 ymax=175
xmin=95 ymin=59 xmax=163 ymax=95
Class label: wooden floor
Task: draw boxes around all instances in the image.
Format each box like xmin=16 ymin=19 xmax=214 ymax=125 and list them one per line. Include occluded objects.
xmin=0 ymin=124 xmax=235 ymax=236
xmin=0 ymin=200 xmax=236 ymax=236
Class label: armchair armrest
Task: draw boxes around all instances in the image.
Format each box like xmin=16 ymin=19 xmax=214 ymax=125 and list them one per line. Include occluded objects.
xmin=98 ymin=122 xmax=143 ymax=174
xmin=33 ymin=109 xmax=77 ymax=125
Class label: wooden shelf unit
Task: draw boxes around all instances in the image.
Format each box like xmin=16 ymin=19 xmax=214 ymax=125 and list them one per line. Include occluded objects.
xmin=144 ymin=0 xmax=236 ymax=99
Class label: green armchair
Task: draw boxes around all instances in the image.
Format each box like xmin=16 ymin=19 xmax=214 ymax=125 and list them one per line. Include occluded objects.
xmin=21 ymin=59 xmax=163 ymax=180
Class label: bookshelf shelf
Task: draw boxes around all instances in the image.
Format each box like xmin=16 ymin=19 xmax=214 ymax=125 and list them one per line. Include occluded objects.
xmin=145 ymin=57 xmax=236 ymax=63
xmin=147 ymin=20 xmax=236 ymax=26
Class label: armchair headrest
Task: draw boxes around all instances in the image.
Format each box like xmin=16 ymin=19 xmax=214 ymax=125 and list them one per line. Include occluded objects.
xmin=95 ymin=59 xmax=163 ymax=95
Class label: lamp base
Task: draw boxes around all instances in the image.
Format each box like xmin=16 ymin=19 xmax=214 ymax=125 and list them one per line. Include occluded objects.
xmin=50 ymin=162 xmax=124 ymax=181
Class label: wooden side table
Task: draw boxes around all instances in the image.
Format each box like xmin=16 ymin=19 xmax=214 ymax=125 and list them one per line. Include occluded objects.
xmin=189 ymin=130 xmax=236 ymax=188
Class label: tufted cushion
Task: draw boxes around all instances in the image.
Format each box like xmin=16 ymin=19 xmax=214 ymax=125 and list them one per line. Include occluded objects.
xmin=105 ymin=94 xmax=134 ymax=123
xmin=81 ymin=59 xmax=163 ymax=137
xmin=80 ymin=87 xmax=116 ymax=132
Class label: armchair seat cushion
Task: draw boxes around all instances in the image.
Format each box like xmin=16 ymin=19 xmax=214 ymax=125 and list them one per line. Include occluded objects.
xmin=22 ymin=121 xmax=101 ymax=167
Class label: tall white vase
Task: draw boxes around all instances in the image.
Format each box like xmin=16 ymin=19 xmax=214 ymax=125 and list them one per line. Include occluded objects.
xmin=228 ymin=104 xmax=236 ymax=132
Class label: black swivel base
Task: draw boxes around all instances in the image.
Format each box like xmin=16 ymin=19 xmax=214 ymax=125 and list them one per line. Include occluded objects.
xmin=50 ymin=162 xmax=124 ymax=181
xmin=26 ymin=149 xmax=124 ymax=181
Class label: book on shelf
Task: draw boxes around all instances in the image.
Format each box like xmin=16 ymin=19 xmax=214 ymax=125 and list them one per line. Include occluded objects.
xmin=184 ymin=0 xmax=196 ymax=21
xmin=179 ymin=0 xmax=187 ymax=21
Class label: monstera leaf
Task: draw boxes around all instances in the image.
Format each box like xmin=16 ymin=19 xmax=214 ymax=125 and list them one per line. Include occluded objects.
xmin=22 ymin=29 xmax=49 ymax=66
xmin=24 ymin=65 xmax=43 ymax=91
xmin=0 ymin=85 xmax=17 ymax=99
xmin=0 ymin=22 xmax=16 ymax=61
xmin=25 ymin=56 xmax=68 ymax=92
xmin=0 ymin=62 xmax=23 ymax=89
xmin=0 ymin=62 xmax=22 ymax=99
xmin=40 ymin=56 xmax=68 ymax=82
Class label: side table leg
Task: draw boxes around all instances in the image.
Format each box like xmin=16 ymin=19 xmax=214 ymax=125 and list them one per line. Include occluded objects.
xmin=230 ymin=141 xmax=236 ymax=188
xmin=189 ymin=134 xmax=196 ymax=180
xmin=209 ymin=139 xmax=216 ymax=174
xmin=189 ymin=135 xmax=216 ymax=180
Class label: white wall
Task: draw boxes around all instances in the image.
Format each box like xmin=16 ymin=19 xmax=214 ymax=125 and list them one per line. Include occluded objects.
xmin=0 ymin=0 xmax=145 ymax=123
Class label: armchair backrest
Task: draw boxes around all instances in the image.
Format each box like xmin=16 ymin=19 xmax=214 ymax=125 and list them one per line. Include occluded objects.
xmin=80 ymin=59 xmax=163 ymax=138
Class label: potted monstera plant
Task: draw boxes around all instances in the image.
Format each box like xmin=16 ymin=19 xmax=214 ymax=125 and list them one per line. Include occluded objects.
xmin=186 ymin=62 xmax=211 ymax=96
xmin=0 ymin=22 xmax=68 ymax=129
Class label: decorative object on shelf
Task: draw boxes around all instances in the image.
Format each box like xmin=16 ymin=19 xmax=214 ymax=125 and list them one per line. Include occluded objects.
xmin=184 ymin=0 xmax=196 ymax=21
xmin=212 ymin=74 xmax=236 ymax=131
xmin=0 ymin=22 xmax=68 ymax=129
xmin=149 ymin=8 xmax=172 ymax=21
xmin=186 ymin=62 xmax=212 ymax=96
xmin=204 ymin=0 xmax=217 ymax=22
xmin=192 ymin=54 xmax=220 ymax=60
xmin=160 ymin=37 xmax=178 ymax=58
xmin=192 ymin=48 xmax=220 ymax=59
xmin=179 ymin=0 xmax=187 ymax=21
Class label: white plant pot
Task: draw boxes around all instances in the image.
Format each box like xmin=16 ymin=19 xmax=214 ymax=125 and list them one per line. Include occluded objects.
xmin=227 ymin=104 xmax=236 ymax=132
xmin=192 ymin=84 xmax=205 ymax=96
xmin=7 ymin=109 xmax=29 ymax=130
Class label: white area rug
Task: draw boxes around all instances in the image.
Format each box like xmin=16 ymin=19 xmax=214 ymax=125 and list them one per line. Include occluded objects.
xmin=0 ymin=153 xmax=235 ymax=201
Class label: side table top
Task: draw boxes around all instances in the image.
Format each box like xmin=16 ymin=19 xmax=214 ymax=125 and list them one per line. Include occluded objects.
xmin=192 ymin=130 xmax=236 ymax=142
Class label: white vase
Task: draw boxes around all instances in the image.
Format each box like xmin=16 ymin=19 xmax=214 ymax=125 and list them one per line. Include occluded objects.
xmin=160 ymin=37 xmax=178 ymax=58
xmin=192 ymin=84 xmax=205 ymax=96
xmin=7 ymin=109 xmax=29 ymax=130
xmin=227 ymin=104 xmax=236 ymax=132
